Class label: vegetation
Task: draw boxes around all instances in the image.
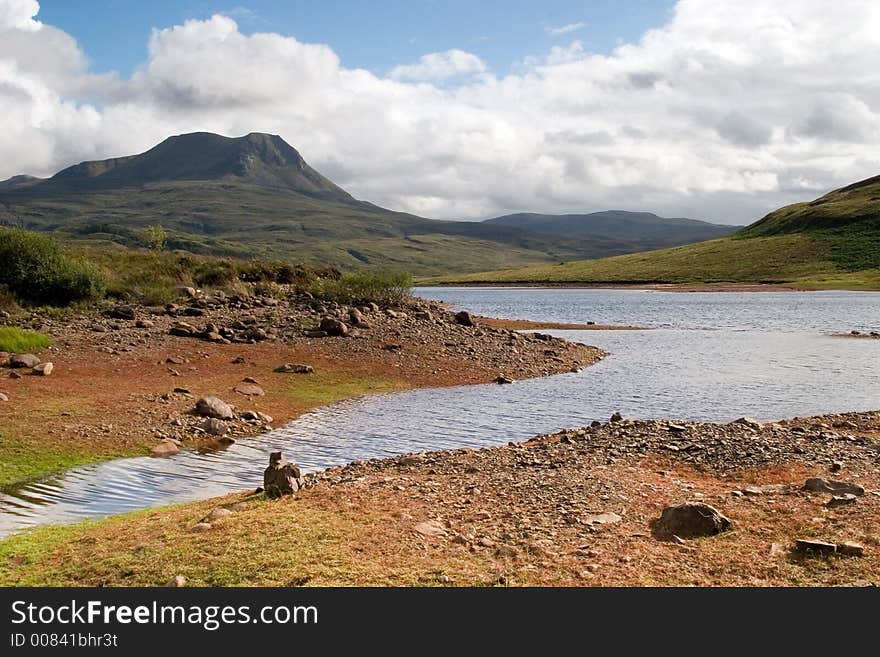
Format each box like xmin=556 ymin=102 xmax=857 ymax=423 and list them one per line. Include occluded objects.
xmin=0 ymin=327 xmax=53 ymax=353
xmin=144 ymin=223 xmax=167 ymax=251
xmin=306 ymin=269 xmax=413 ymax=306
xmin=0 ymin=228 xmax=106 ymax=306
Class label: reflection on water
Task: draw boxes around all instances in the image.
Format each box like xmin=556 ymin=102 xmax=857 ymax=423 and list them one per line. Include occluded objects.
xmin=1 ymin=288 xmax=878 ymax=537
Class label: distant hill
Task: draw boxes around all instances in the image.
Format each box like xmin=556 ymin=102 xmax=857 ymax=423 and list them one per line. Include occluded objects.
xmin=0 ymin=132 xmax=741 ymax=276
xmin=485 ymin=210 xmax=738 ymax=249
xmin=424 ymin=175 xmax=880 ymax=289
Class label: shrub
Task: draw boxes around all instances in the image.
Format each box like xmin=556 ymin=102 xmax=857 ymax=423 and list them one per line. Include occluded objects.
xmin=0 ymin=327 xmax=53 ymax=353
xmin=0 ymin=228 xmax=106 ymax=306
xmin=307 ymin=269 xmax=412 ymax=306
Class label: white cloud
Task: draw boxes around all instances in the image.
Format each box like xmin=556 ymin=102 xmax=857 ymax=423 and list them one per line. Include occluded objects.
xmin=1 ymin=0 xmax=880 ymax=224
xmin=546 ymin=21 xmax=586 ymax=37
xmin=389 ymin=49 xmax=486 ymax=81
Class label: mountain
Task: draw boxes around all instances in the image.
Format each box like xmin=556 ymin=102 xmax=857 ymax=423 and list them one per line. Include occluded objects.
xmin=424 ymin=175 xmax=880 ymax=288
xmin=0 ymin=175 xmax=44 ymax=190
xmin=0 ymin=132 xmax=732 ymax=276
xmin=484 ymin=211 xmax=738 ymax=249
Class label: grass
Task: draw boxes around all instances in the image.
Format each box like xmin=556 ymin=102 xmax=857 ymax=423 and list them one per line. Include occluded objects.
xmin=281 ymin=372 xmax=405 ymax=407
xmin=420 ymin=233 xmax=880 ymax=289
xmin=0 ymin=327 xmax=53 ymax=353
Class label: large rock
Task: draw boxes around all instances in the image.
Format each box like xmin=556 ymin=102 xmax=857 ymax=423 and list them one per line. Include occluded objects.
xmin=263 ymin=451 xmax=304 ymax=497
xmin=319 ymin=317 xmax=349 ymax=336
xmin=194 ymin=396 xmax=235 ymax=420
xmin=454 ymin=310 xmax=475 ymax=326
xmin=200 ymin=418 xmax=228 ymax=436
xmin=803 ymin=478 xmax=865 ymax=496
xmin=10 ymin=353 xmax=40 ymax=368
xmin=656 ymin=502 xmax=732 ymax=538
xmin=169 ymin=321 xmax=197 ymax=337
xmin=348 ymin=307 xmax=364 ymax=326
xmin=151 ymin=440 xmax=180 ymax=456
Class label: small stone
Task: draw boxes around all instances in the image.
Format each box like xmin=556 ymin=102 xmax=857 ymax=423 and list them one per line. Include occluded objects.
xmin=826 ymin=493 xmax=857 ymax=508
xmin=830 ymin=462 xmax=843 ymax=472
xmin=33 ymin=362 xmax=53 ymax=376
xmin=414 ymin=520 xmax=448 ymax=537
xmin=136 ymin=319 xmax=154 ymax=329
xmin=732 ymin=417 xmax=762 ymax=430
xmin=583 ymin=512 xmax=622 ymax=526
xmin=233 ymin=382 xmax=264 ymax=396
xmin=189 ymin=523 xmax=212 ymax=533
xmin=838 ymin=541 xmax=865 ymax=557
xmin=770 ymin=542 xmax=786 ymax=557
xmin=0 ymin=392 xmax=8 ymax=401
xmin=585 ymin=564 xmax=600 ymax=573
xmin=667 ymin=423 xmax=687 ymax=432
xmin=9 ymin=371 xmax=21 ymax=379
xmin=151 ymin=440 xmax=180 ymax=456
xmin=165 ymin=575 xmax=186 ymax=587
xmin=274 ymin=363 xmax=314 ymax=374
xmin=657 ymin=502 xmax=732 ymax=538
xmin=495 ymin=544 xmax=519 ymax=558
xmin=795 ymin=539 xmax=837 ymax=555
xmin=495 ymin=375 xmax=514 ymax=384
xmin=205 ymin=508 xmax=233 ymax=522
xmin=454 ymin=311 xmax=475 ymax=326
xmin=319 ymin=317 xmax=349 ymax=336
xmin=200 ymin=418 xmax=228 ymax=436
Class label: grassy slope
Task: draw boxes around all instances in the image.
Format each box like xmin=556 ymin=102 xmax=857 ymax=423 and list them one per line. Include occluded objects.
xmin=423 ymin=176 xmax=880 ymax=287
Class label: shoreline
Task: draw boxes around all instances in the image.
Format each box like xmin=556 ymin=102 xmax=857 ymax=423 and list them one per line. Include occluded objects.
xmin=2 ymin=408 xmax=877 ymax=586
xmin=0 ymin=293 xmax=602 ymax=487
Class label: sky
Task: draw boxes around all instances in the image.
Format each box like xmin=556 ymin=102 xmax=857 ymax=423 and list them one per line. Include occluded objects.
xmin=2 ymin=0 xmax=879 ymax=224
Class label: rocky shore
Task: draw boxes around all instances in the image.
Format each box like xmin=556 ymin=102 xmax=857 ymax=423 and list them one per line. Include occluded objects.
xmin=0 ymin=290 xmax=602 ymax=475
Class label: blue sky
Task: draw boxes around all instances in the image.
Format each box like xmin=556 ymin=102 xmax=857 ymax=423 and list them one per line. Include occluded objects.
xmin=37 ymin=0 xmax=675 ymax=76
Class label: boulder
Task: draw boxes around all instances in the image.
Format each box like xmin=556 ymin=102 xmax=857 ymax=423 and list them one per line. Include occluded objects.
xmin=194 ymin=396 xmax=235 ymax=420
xmin=274 ymin=363 xmax=314 ymax=374
xmin=319 ymin=317 xmax=349 ymax=336
xmin=263 ymin=451 xmax=304 ymax=497
xmin=656 ymin=502 xmax=732 ymax=538
xmin=33 ymin=362 xmax=53 ymax=376
xmin=803 ymin=478 xmax=865 ymax=496
xmin=454 ymin=310 xmax=475 ymax=326
xmin=10 ymin=353 xmax=40 ymax=368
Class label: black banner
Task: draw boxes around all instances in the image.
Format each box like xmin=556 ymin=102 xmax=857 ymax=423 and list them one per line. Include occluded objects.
xmin=1 ymin=586 xmax=875 ymax=651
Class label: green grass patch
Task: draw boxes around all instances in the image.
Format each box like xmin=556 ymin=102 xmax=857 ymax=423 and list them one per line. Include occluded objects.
xmin=0 ymin=327 xmax=53 ymax=353
xmin=281 ymin=372 xmax=405 ymax=407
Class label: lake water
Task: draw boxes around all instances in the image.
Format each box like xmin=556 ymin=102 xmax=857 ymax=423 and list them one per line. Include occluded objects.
xmin=1 ymin=287 xmax=878 ymax=537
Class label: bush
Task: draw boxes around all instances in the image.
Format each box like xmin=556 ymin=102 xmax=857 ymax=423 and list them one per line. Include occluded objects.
xmin=0 ymin=228 xmax=106 ymax=306
xmin=307 ymin=269 xmax=412 ymax=306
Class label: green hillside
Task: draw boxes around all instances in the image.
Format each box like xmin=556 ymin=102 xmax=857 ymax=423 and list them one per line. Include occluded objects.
xmin=485 ymin=210 xmax=738 ymax=249
xmin=423 ymin=175 xmax=880 ymax=288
